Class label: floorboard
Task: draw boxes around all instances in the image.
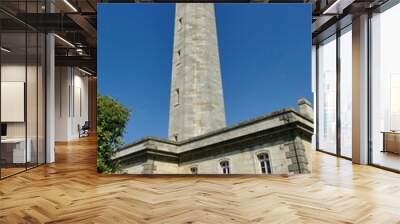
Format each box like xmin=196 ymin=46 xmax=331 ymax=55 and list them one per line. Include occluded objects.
xmin=1 ymin=135 xmax=400 ymax=223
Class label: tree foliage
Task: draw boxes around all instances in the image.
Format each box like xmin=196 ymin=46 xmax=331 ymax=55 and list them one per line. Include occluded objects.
xmin=97 ymin=95 xmax=131 ymax=173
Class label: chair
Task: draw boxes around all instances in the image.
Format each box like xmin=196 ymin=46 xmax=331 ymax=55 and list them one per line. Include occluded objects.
xmin=79 ymin=121 xmax=90 ymax=138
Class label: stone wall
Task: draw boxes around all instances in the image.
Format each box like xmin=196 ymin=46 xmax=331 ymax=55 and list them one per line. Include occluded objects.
xmin=115 ymin=108 xmax=314 ymax=175
xmin=179 ymin=143 xmax=291 ymax=174
xmin=153 ymin=161 xmax=179 ymax=174
xmin=122 ymin=162 xmax=145 ymax=174
xmin=169 ymin=3 xmax=226 ymax=141
xmin=118 ymin=137 xmax=314 ymax=175
xmin=117 ymin=129 xmax=312 ymax=175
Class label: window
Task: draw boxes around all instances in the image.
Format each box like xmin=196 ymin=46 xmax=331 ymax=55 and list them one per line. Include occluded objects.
xmin=339 ymin=26 xmax=352 ymax=158
xmin=220 ymin=160 xmax=230 ymax=174
xmin=174 ymin=88 xmax=180 ymax=106
xmin=316 ymin=26 xmax=353 ymax=158
xmin=370 ymin=3 xmax=400 ymax=171
xmin=173 ymin=134 xmax=178 ymax=142
xmin=190 ymin=167 xmax=198 ymax=174
xmin=0 ymin=2 xmax=46 ymax=179
xmin=317 ymin=35 xmax=337 ymax=154
xmin=177 ymin=17 xmax=183 ymax=31
xmin=258 ymin=153 xmax=272 ymax=174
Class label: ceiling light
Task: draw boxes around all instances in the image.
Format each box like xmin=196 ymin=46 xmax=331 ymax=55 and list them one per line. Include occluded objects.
xmin=323 ymin=0 xmax=341 ymax=14
xmin=76 ymin=48 xmax=85 ymax=55
xmin=78 ymin=67 xmax=93 ymax=76
xmin=63 ymin=0 xmax=78 ymax=12
xmin=323 ymin=0 xmax=355 ymax=15
xmin=1 ymin=47 xmax=11 ymax=53
xmin=54 ymin=34 xmax=75 ymax=48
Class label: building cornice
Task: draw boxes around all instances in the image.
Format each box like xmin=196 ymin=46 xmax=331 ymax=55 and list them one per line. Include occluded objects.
xmin=117 ymin=108 xmax=313 ymax=152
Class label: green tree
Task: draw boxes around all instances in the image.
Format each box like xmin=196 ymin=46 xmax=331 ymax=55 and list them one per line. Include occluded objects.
xmin=97 ymin=95 xmax=131 ymax=173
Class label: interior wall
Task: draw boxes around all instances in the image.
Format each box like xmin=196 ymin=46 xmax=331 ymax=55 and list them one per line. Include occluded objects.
xmin=55 ymin=66 xmax=89 ymax=141
xmin=73 ymin=72 xmax=89 ymax=138
xmin=55 ymin=66 xmax=69 ymax=141
xmin=1 ymin=65 xmax=32 ymax=138
xmin=1 ymin=62 xmax=45 ymax=167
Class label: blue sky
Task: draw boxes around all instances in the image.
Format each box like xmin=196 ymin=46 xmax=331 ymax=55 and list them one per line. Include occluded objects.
xmin=98 ymin=3 xmax=312 ymax=143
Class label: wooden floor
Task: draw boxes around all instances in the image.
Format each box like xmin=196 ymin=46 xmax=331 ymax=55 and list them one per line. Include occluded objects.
xmin=1 ymin=136 xmax=400 ymax=224
xmin=1 ymin=163 xmax=43 ymax=178
xmin=373 ymin=150 xmax=400 ymax=171
xmin=0 ymin=167 xmax=26 ymax=178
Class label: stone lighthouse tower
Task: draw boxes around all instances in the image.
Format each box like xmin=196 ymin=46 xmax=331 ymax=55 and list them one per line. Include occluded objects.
xmin=168 ymin=3 xmax=226 ymax=141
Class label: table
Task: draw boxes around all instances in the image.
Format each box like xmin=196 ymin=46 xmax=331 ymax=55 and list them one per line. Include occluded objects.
xmin=1 ymin=138 xmax=32 ymax=164
xmin=382 ymin=131 xmax=400 ymax=154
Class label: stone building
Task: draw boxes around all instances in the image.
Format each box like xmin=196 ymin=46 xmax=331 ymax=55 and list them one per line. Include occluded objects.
xmin=113 ymin=3 xmax=314 ymax=175
xmin=168 ymin=3 xmax=226 ymax=142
